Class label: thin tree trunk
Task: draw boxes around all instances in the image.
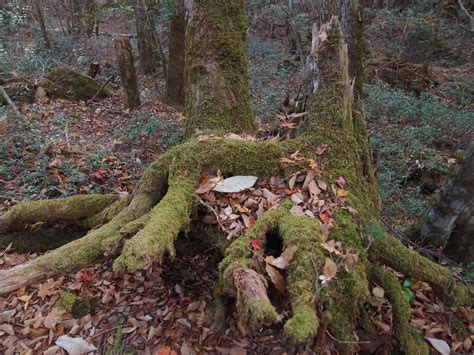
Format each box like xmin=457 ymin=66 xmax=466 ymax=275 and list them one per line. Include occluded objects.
xmin=184 ymin=0 xmax=256 ymax=137
xmin=114 ymin=36 xmax=141 ymax=109
xmin=84 ymin=0 xmax=97 ymax=37
xmin=33 ymin=0 xmax=52 ymax=50
xmin=165 ymin=0 xmax=186 ymax=107
xmin=135 ymin=0 xmax=158 ymax=74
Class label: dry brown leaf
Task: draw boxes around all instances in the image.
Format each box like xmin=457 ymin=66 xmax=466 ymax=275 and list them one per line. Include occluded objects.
xmin=268 ymin=246 xmax=298 ymax=269
xmin=265 ymin=263 xmax=285 ymax=294
xmin=372 ymin=286 xmax=385 ymax=298
xmin=319 ymin=258 xmax=337 ymax=284
xmin=290 ymin=205 xmax=304 ymax=216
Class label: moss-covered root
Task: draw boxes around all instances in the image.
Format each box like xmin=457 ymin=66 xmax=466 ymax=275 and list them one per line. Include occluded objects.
xmin=233 ymin=268 xmax=280 ymax=333
xmin=218 ymin=207 xmax=282 ymax=332
xmin=370 ymin=266 xmax=429 ymax=355
xmin=112 ymin=177 xmax=197 ymax=273
xmin=279 ymin=212 xmax=323 ymax=343
xmin=369 ymin=233 xmax=472 ymax=306
xmin=0 ymin=194 xmax=118 ymax=234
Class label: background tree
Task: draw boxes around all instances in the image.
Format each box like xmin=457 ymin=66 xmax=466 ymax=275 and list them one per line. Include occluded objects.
xmin=165 ymin=0 xmax=186 ymax=107
xmin=114 ymin=36 xmax=141 ymax=109
xmin=135 ymin=0 xmax=159 ymax=74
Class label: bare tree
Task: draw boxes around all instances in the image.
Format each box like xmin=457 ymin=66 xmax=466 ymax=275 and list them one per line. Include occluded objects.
xmin=114 ymin=36 xmax=141 ymax=109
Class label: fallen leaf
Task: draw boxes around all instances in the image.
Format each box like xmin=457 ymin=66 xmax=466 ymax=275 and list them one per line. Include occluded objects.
xmin=213 ymin=176 xmax=258 ymax=193
xmin=251 ymin=239 xmax=261 ymax=250
xmin=265 ymin=263 xmax=285 ymax=294
xmin=268 ymin=246 xmax=298 ymax=269
xmin=55 ymin=335 xmax=97 ymax=355
xmin=336 ymin=189 xmax=349 ymax=197
xmin=290 ymin=204 xmax=304 ymax=216
xmin=372 ymin=286 xmax=385 ymax=298
xmin=425 ymin=338 xmax=450 ymax=355
xmin=0 ymin=323 xmax=14 ymax=335
xmin=336 ymin=176 xmax=346 ymax=188
xmin=319 ymin=258 xmax=337 ymax=284
xmin=315 ymin=144 xmax=328 ymax=155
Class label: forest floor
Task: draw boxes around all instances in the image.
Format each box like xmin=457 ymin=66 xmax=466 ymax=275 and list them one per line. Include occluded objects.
xmin=1 ymin=5 xmax=473 ymax=355
xmin=0 ymin=79 xmax=472 ymax=354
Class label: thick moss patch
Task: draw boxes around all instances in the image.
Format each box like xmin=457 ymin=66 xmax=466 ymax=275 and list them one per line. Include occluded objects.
xmin=41 ymin=67 xmax=110 ymax=101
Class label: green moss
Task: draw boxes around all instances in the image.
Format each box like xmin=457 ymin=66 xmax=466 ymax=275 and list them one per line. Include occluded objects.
xmin=370 ymin=266 xmax=428 ymax=354
xmin=284 ymin=304 xmax=319 ymax=344
xmin=54 ymin=292 xmax=95 ymax=318
xmin=0 ymin=194 xmax=118 ymax=234
xmin=370 ymin=233 xmax=472 ymax=306
xmin=41 ymin=67 xmax=110 ymax=101
xmin=240 ymin=299 xmax=279 ymax=326
xmin=184 ymin=0 xmax=255 ymax=136
xmin=112 ymin=177 xmax=197 ymax=273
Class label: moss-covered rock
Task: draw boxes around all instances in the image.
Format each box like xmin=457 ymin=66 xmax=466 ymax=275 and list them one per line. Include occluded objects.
xmin=54 ymin=291 xmax=95 ymax=318
xmin=40 ymin=67 xmax=110 ymax=101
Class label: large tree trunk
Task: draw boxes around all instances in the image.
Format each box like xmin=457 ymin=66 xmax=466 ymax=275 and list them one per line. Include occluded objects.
xmin=114 ymin=36 xmax=141 ymax=109
xmin=135 ymin=0 xmax=158 ymax=74
xmin=184 ymin=0 xmax=256 ymax=137
xmin=0 ymin=1 xmax=470 ymax=352
xmin=165 ymin=0 xmax=186 ymax=107
xmin=409 ymin=141 xmax=474 ymax=265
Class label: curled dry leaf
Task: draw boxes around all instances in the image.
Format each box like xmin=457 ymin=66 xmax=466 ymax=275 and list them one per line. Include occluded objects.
xmin=267 ymin=246 xmax=298 ymax=270
xmin=55 ymin=335 xmax=97 ymax=355
xmin=372 ymin=286 xmax=385 ymax=299
xmin=265 ymin=263 xmax=286 ymax=294
xmin=425 ymin=337 xmax=450 ymax=355
xmin=319 ymin=258 xmax=337 ymax=284
xmin=213 ymin=176 xmax=258 ymax=193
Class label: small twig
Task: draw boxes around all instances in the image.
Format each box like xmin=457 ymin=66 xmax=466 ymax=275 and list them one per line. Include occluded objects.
xmin=87 ymin=74 xmax=114 ymax=105
xmin=198 ymin=198 xmax=232 ymax=235
xmin=0 ymin=85 xmax=22 ymax=118
xmin=92 ymin=324 xmax=122 ymax=339
xmin=326 ymin=330 xmax=370 ymax=344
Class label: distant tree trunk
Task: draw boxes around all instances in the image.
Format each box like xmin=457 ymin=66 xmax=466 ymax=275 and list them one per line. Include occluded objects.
xmin=165 ymin=0 xmax=186 ymax=107
xmin=184 ymin=0 xmax=256 ymax=137
xmin=71 ymin=0 xmax=83 ymax=34
xmin=114 ymin=36 xmax=141 ymax=109
xmin=33 ymin=0 xmax=52 ymax=50
xmin=410 ymin=141 xmax=474 ymax=265
xmin=135 ymin=0 xmax=158 ymax=74
xmin=84 ymin=0 xmax=98 ymax=37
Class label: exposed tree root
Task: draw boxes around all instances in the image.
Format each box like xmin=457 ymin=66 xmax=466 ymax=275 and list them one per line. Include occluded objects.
xmin=0 ymin=194 xmax=118 ymax=234
xmin=370 ymin=266 xmax=428 ymax=354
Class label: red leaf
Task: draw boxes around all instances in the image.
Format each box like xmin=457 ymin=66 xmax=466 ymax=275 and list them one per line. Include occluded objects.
xmin=336 ymin=176 xmax=346 ymax=188
xmin=75 ymin=270 xmax=93 ymax=283
xmin=251 ymin=239 xmax=261 ymax=250
xmin=319 ymin=212 xmax=333 ymax=224
xmin=91 ymin=169 xmax=104 ymax=181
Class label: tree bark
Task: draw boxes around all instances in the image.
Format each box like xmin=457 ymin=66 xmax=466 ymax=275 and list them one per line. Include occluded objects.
xmin=114 ymin=36 xmax=141 ymax=109
xmin=165 ymin=0 xmax=186 ymax=107
xmin=410 ymin=141 xmax=474 ymax=265
xmin=33 ymin=0 xmax=52 ymax=50
xmin=184 ymin=0 xmax=256 ymax=137
xmin=135 ymin=0 xmax=158 ymax=74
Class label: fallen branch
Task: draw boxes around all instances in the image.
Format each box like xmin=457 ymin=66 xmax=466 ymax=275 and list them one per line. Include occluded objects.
xmin=87 ymin=74 xmax=115 ymax=105
xmin=0 ymin=85 xmax=22 ymax=118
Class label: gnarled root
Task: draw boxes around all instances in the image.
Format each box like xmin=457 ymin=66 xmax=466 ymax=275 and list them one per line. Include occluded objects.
xmin=370 ymin=265 xmax=428 ymax=354
xmin=0 ymin=194 xmax=119 ymax=234
xmin=369 ymin=233 xmax=472 ymax=306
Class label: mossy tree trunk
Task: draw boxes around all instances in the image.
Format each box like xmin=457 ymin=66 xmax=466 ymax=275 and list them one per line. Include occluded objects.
xmin=114 ymin=36 xmax=141 ymax=109
xmin=135 ymin=0 xmax=158 ymax=74
xmin=165 ymin=0 xmax=186 ymax=107
xmin=32 ymin=0 xmax=52 ymax=50
xmin=184 ymin=0 xmax=256 ymax=137
xmin=409 ymin=141 xmax=474 ymax=265
xmin=0 ymin=2 xmax=470 ymax=353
